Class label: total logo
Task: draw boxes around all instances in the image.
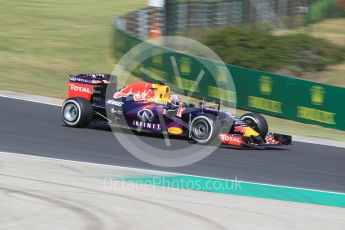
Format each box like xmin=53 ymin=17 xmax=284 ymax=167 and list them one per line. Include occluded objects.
xmin=219 ymin=134 xmax=242 ymax=146
xmin=69 ymin=83 xmax=92 ymax=94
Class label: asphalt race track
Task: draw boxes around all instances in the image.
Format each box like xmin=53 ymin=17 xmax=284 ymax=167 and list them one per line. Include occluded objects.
xmin=1 ymin=96 xmax=344 ymax=192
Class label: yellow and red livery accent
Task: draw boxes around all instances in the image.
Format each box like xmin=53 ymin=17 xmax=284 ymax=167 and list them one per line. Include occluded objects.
xmin=113 ymin=82 xmax=170 ymax=103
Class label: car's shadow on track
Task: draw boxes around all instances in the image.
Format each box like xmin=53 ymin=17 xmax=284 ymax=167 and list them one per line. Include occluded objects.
xmin=86 ymin=122 xmax=187 ymax=141
xmin=224 ymin=146 xmax=289 ymax=151
xmin=72 ymin=122 xmax=289 ymax=151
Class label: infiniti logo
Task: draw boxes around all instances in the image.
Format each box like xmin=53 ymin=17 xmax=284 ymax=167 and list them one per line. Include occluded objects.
xmin=137 ymin=109 xmax=155 ymax=122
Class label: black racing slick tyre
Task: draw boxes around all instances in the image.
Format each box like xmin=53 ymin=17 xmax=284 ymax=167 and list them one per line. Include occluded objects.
xmin=190 ymin=114 xmax=221 ymax=145
xmin=240 ymin=113 xmax=268 ymax=139
xmin=61 ymin=97 xmax=93 ymax=128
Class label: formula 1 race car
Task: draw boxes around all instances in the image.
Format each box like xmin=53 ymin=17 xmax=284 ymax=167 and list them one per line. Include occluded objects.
xmin=61 ymin=74 xmax=292 ymax=148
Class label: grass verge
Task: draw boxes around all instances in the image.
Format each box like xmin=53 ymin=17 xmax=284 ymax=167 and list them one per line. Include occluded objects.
xmin=0 ymin=0 xmax=147 ymax=98
xmin=274 ymin=18 xmax=345 ymax=87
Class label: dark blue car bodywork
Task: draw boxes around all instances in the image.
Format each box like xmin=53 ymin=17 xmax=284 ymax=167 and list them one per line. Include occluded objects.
xmin=64 ymin=74 xmax=292 ymax=147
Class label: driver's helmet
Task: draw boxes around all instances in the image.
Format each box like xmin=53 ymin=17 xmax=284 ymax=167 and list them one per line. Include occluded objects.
xmin=170 ymin=94 xmax=181 ymax=106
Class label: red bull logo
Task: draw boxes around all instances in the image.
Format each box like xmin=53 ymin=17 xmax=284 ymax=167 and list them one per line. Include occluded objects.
xmin=113 ymin=82 xmax=157 ymax=101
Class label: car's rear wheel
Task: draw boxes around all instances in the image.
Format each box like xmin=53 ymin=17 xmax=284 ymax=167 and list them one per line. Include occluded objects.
xmin=190 ymin=115 xmax=221 ymax=145
xmin=61 ymin=97 xmax=93 ymax=128
xmin=240 ymin=113 xmax=268 ymax=139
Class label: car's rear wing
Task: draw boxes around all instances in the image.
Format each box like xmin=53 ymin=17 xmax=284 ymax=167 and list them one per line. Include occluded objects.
xmin=68 ymin=74 xmax=117 ymax=101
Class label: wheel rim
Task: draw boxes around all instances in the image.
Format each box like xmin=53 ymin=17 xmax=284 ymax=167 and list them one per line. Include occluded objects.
xmin=192 ymin=120 xmax=210 ymax=140
xmin=63 ymin=103 xmax=78 ymax=122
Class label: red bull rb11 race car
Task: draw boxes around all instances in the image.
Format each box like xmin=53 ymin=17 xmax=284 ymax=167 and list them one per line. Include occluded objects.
xmin=61 ymin=74 xmax=292 ymax=148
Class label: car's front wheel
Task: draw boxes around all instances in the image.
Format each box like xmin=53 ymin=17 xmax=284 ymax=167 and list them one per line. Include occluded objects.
xmin=190 ymin=115 xmax=221 ymax=145
xmin=61 ymin=97 xmax=93 ymax=128
xmin=240 ymin=113 xmax=268 ymax=139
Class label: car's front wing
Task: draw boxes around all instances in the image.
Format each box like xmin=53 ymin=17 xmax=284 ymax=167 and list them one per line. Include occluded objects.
xmin=219 ymin=133 xmax=292 ymax=148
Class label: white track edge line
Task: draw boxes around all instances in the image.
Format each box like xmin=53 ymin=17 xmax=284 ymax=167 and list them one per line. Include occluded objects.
xmin=0 ymin=93 xmax=61 ymax=106
xmin=1 ymin=151 xmax=344 ymax=196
